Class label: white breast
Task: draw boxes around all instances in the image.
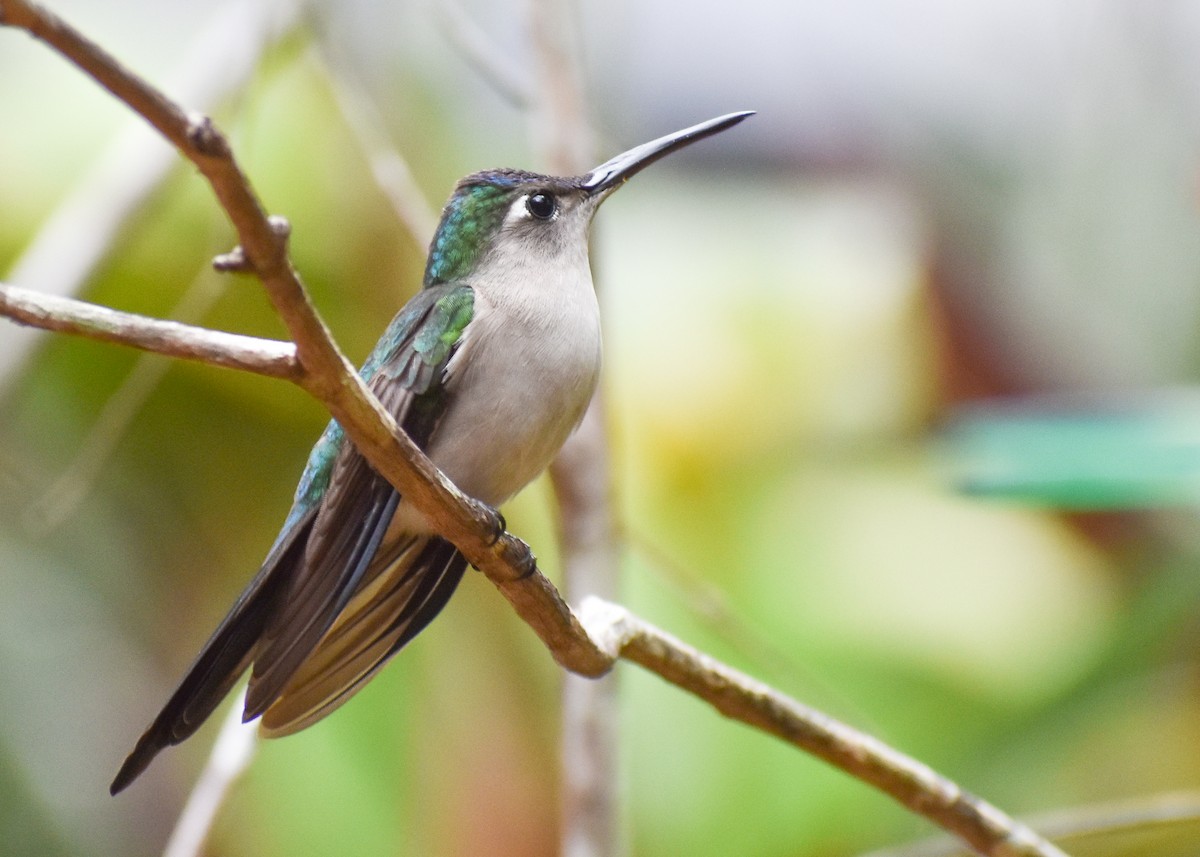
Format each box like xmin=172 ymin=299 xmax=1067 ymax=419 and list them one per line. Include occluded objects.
xmin=422 ymin=250 xmax=602 ymax=508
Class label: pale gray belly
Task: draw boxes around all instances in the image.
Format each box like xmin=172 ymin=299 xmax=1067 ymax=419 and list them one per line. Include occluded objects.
xmin=423 ymin=299 xmax=601 ymax=508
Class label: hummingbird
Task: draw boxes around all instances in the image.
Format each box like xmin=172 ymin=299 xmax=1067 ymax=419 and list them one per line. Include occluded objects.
xmin=110 ymin=110 xmax=753 ymax=794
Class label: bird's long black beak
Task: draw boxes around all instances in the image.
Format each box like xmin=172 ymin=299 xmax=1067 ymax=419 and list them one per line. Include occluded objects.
xmin=582 ymin=110 xmax=754 ymax=195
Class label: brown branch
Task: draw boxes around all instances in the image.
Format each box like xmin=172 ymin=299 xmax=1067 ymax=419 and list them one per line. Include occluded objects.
xmin=0 ymin=0 xmax=297 ymax=393
xmin=0 ymin=0 xmax=612 ymax=677
xmin=0 ymin=282 xmax=298 ymax=379
xmin=860 ymin=791 xmax=1200 ymax=857
xmin=0 ymin=4 xmax=1074 ymax=857
xmin=581 ymin=599 xmax=1071 ymax=857
xmin=554 ymin=402 xmax=624 ymax=857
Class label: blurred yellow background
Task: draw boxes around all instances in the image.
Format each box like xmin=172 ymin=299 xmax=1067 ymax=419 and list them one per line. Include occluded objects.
xmin=3 ymin=1 xmax=1200 ymax=856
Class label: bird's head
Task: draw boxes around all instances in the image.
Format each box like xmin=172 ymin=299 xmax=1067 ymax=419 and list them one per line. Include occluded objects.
xmin=422 ymin=111 xmax=754 ymax=287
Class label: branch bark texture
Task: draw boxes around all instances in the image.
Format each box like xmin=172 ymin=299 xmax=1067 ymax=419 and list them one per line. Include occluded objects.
xmin=0 ymin=283 xmax=298 ymax=379
xmin=581 ymin=599 xmax=1069 ymax=857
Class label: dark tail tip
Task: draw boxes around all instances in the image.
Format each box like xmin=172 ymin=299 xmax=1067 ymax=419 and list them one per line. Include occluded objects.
xmin=109 ymin=732 xmax=164 ymax=795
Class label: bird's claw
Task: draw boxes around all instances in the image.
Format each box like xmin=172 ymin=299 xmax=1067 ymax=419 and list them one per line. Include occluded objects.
xmin=469 ymin=504 xmax=508 ymax=573
xmin=483 ymin=504 xmax=506 ymax=546
xmin=513 ymin=549 xmax=538 ymax=580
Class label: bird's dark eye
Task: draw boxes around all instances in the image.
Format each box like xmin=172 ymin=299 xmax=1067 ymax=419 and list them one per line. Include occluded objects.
xmin=526 ymin=192 xmax=557 ymax=220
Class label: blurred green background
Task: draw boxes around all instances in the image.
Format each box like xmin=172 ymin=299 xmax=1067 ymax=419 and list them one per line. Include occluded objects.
xmin=4 ymin=1 xmax=1200 ymax=856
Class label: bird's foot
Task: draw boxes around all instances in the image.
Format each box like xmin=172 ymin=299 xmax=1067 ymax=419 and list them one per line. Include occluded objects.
xmin=500 ymin=534 xmax=538 ymax=580
xmin=468 ymin=504 xmax=538 ymax=581
xmin=469 ymin=502 xmax=507 ymax=573
xmin=482 ymin=503 xmax=507 ymax=546
xmin=513 ymin=547 xmax=538 ymax=580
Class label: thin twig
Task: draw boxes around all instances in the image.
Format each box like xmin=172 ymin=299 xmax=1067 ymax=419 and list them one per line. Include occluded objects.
xmin=0 ymin=0 xmax=298 ymax=394
xmin=526 ymin=0 xmax=592 ymax=175
xmin=625 ymin=531 xmax=882 ymax=728
xmin=859 ymin=791 xmax=1200 ymax=857
xmin=308 ymin=41 xmax=440 ymax=247
xmin=0 ymin=4 xmax=1075 ymax=856
xmin=580 ymin=598 xmax=1072 ymax=857
xmin=161 ymin=687 xmax=258 ymax=857
xmin=523 ymin=1 xmax=622 ymax=855
xmin=435 ymin=0 xmax=533 ymax=108
xmin=627 ymin=531 xmax=809 ymax=679
xmin=23 ymin=265 xmax=230 ymax=535
xmin=0 ymin=282 xmax=298 ymax=379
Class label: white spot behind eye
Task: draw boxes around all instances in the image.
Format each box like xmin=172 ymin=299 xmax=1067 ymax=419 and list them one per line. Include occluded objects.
xmin=504 ymin=195 xmax=532 ymax=225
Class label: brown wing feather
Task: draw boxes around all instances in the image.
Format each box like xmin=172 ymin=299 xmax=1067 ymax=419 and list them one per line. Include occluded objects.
xmin=259 ymin=536 xmax=467 ymax=736
xmin=244 ymin=375 xmax=415 ymax=720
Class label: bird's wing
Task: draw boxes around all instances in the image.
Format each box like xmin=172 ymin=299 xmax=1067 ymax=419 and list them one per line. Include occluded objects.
xmin=258 ymin=535 xmax=467 ymax=736
xmin=111 ymin=284 xmax=474 ymax=793
xmin=243 ymin=283 xmax=475 ymax=719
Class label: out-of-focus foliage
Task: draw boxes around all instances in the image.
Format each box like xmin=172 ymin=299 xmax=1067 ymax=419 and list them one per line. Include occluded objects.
xmin=947 ymin=396 xmax=1200 ymax=507
xmin=4 ymin=2 xmax=1200 ymax=857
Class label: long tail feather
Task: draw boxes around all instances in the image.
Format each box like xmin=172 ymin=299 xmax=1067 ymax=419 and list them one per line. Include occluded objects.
xmin=109 ymin=517 xmax=311 ymax=794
